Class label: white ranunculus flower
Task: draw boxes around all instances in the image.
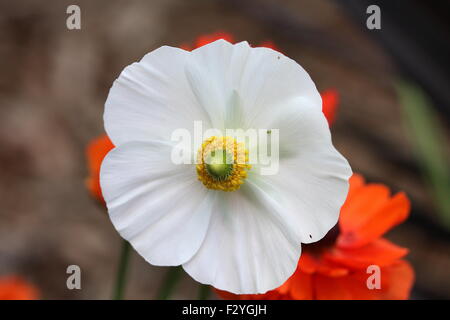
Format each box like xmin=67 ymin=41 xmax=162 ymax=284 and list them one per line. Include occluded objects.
xmin=100 ymin=39 xmax=352 ymax=294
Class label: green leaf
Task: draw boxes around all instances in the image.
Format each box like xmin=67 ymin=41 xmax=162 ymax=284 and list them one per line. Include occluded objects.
xmin=397 ymin=80 xmax=450 ymax=228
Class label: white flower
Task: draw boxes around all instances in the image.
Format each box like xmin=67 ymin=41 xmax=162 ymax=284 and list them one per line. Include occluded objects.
xmin=100 ymin=40 xmax=352 ymax=294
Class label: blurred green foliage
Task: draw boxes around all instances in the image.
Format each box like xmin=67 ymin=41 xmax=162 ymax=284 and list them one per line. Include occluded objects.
xmin=397 ymin=81 xmax=450 ymax=229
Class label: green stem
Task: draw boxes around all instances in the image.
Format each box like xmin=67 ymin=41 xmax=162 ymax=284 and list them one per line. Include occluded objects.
xmin=197 ymin=284 xmax=210 ymax=300
xmin=112 ymin=240 xmax=132 ymax=300
xmin=156 ymin=266 xmax=183 ymax=300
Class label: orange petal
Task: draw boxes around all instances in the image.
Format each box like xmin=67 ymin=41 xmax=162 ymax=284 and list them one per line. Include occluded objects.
xmin=343 ymin=260 xmax=414 ymax=300
xmin=348 ymin=173 xmax=365 ymax=190
xmin=338 ymin=192 xmax=410 ymax=248
xmin=321 ymin=89 xmax=339 ymax=126
xmin=277 ymin=277 xmax=292 ymax=295
xmin=314 ymin=274 xmax=354 ymax=300
xmin=298 ymin=253 xmax=319 ymax=274
xmin=215 ymin=288 xmax=284 ymax=300
xmin=326 ymin=238 xmax=409 ymax=269
xmin=299 ymin=252 xmax=348 ymax=277
xmin=314 ymin=260 xmax=414 ymax=300
xmin=289 ymin=271 xmax=314 ymax=300
xmin=0 ymin=276 xmax=39 ymax=300
xmin=339 ymin=183 xmax=390 ymax=234
xmin=217 ymin=261 xmax=414 ymax=300
xmin=258 ymin=40 xmax=280 ymax=52
xmin=217 ymin=271 xmax=314 ymax=300
xmin=179 ymin=43 xmax=192 ymax=51
xmin=338 ymin=174 xmax=366 ymax=221
xmin=194 ymin=32 xmax=235 ymax=49
xmin=85 ymin=134 xmax=114 ymax=202
xmin=377 ymin=260 xmax=415 ymax=300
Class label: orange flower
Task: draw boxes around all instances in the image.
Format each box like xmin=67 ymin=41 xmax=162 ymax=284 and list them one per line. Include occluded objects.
xmin=180 ymin=31 xmax=280 ymax=52
xmin=321 ymin=89 xmax=339 ymax=126
xmin=85 ymin=134 xmax=114 ymax=203
xmin=0 ymin=276 xmax=39 ymax=300
xmin=194 ymin=32 xmax=235 ymax=48
xmin=180 ymin=31 xmax=235 ymax=51
xmin=217 ymin=174 xmax=414 ymax=300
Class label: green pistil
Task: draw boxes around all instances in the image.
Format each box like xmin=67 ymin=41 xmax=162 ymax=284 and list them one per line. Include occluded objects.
xmin=205 ymin=149 xmax=233 ymax=181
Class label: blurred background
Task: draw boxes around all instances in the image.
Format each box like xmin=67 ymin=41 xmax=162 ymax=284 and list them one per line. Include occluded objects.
xmin=0 ymin=0 xmax=449 ymax=299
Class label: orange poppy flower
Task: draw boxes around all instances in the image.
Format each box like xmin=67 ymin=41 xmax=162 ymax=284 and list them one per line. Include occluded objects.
xmin=321 ymin=89 xmax=339 ymax=125
xmin=217 ymin=174 xmax=414 ymax=300
xmin=85 ymin=134 xmax=114 ymax=203
xmin=180 ymin=31 xmax=281 ymax=52
xmin=0 ymin=276 xmax=39 ymax=300
xmin=180 ymin=31 xmax=235 ymax=51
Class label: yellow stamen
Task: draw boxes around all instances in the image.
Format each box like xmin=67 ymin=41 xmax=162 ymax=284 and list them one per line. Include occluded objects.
xmin=196 ymin=136 xmax=251 ymax=192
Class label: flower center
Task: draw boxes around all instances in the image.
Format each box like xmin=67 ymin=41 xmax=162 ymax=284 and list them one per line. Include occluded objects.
xmin=196 ymin=136 xmax=251 ymax=191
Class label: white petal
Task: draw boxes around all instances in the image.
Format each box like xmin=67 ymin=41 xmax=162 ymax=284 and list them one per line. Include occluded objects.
xmin=186 ymin=40 xmax=322 ymax=130
xmin=250 ymin=101 xmax=352 ymax=244
xmin=104 ymin=46 xmax=212 ymax=146
xmin=183 ymin=187 xmax=301 ymax=294
xmin=237 ymin=48 xmax=322 ymax=129
xmin=100 ymin=141 xmax=214 ymax=266
xmin=186 ymin=40 xmax=252 ymax=130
